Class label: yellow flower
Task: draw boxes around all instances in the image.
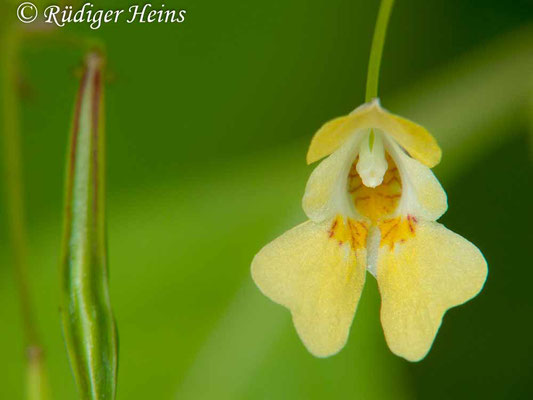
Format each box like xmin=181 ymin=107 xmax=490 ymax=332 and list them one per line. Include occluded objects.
xmin=251 ymin=99 xmax=487 ymax=361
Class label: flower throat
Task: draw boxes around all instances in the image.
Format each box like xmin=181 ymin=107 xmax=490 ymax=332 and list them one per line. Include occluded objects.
xmin=349 ymin=154 xmax=402 ymax=222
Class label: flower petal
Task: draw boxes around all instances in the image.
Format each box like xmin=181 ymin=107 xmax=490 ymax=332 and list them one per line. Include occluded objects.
xmin=251 ymin=219 xmax=367 ymax=357
xmin=377 ymin=220 xmax=487 ymax=361
xmin=386 ymin=114 xmax=442 ymax=168
xmin=303 ymin=134 xmax=362 ymax=222
xmin=306 ymin=116 xmax=351 ymax=164
xmin=386 ymin=139 xmax=447 ymax=221
xmin=306 ymin=102 xmax=377 ymax=164
xmin=307 ymin=100 xmax=441 ymax=167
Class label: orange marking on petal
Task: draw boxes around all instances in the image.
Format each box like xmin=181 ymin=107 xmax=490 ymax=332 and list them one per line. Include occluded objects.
xmin=328 ymin=215 xmax=368 ymax=251
xmin=381 ymin=219 xmax=399 ymax=241
xmin=384 ymin=176 xmax=401 ymax=185
xmin=348 ymin=183 xmax=363 ymax=193
xmin=328 ymin=219 xmax=338 ymax=238
xmin=378 ymin=216 xmax=417 ymax=249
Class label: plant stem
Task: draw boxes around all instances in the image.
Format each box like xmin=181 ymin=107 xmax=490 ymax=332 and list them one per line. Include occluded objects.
xmin=0 ymin=20 xmax=49 ymax=400
xmin=365 ymin=0 xmax=395 ymax=102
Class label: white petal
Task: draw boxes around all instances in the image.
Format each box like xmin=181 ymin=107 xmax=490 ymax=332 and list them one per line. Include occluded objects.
xmin=385 ymin=138 xmax=447 ymax=221
xmin=302 ymin=133 xmax=364 ymax=222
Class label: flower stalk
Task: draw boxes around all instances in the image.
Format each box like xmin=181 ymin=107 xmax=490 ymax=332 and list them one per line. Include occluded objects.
xmin=365 ymin=0 xmax=395 ymax=102
xmin=61 ymin=51 xmax=118 ymax=400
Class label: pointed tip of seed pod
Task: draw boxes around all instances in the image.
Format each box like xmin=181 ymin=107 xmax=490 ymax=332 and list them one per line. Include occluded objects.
xmin=86 ymin=51 xmax=104 ymax=69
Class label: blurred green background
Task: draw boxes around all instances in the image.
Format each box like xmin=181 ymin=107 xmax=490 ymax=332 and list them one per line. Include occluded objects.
xmin=1 ymin=0 xmax=532 ymax=398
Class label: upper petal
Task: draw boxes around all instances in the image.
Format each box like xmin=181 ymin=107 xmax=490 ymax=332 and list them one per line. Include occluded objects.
xmin=307 ymin=99 xmax=441 ymax=167
xmin=303 ymin=134 xmax=362 ymax=222
xmin=377 ymin=220 xmax=487 ymax=361
xmin=385 ymin=114 xmax=441 ymax=168
xmin=251 ymin=219 xmax=367 ymax=357
xmin=306 ymin=116 xmax=352 ymax=164
xmin=306 ymin=102 xmax=377 ymax=164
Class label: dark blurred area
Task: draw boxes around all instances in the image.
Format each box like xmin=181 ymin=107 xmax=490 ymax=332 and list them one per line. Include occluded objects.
xmin=411 ymin=134 xmax=533 ymax=399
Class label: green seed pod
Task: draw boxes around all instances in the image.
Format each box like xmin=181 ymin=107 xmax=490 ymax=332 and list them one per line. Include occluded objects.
xmin=61 ymin=51 xmax=118 ymax=400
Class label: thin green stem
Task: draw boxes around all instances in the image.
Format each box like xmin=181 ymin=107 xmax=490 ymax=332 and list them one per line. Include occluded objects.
xmin=365 ymin=0 xmax=395 ymax=102
xmin=1 ymin=18 xmax=49 ymax=400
